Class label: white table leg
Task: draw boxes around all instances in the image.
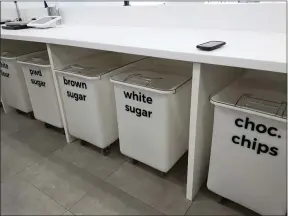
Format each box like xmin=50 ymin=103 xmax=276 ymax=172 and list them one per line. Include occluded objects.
xmin=186 ymin=63 xmax=243 ymax=200
xmin=1 ymin=96 xmax=15 ymax=114
xmin=46 ymin=44 xmax=76 ymax=143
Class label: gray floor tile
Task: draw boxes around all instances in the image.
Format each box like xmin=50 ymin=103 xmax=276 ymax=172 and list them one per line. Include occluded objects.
xmin=20 ymin=154 xmax=91 ymax=209
xmin=186 ymin=199 xmax=242 ymax=215
xmin=21 ymin=153 xmax=162 ymax=215
xmin=106 ymin=157 xmax=191 ymax=215
xmin=1 ymin=174 xmax=66 ymax=215
xmin=1 ymin=111 xmax=41 ymax=136
xmin=186 ymin=187 xmax=256 ymax=216
xmin=1 ymin=141 xmax=42 ymax=182
xmin=70 ymin=184 xmax=163 ymax=215
xmin=224 ymin=201 xmax=260 ymax=216
xmin=10 ymin=124 xmax=66 ymax=157
xmin=63 ymin=210 xmax=74 ymax=215
xmin=1 ymin=107 xmax=258 ymax=216
xmin=54 ymin=141 xmax=127 ymax=179
xmin=1 ymin=132 xmax=11 ymax=146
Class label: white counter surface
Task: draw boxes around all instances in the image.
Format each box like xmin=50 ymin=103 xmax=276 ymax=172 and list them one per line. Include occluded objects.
xmin=1 ymin=25 xmax=286 ymax=73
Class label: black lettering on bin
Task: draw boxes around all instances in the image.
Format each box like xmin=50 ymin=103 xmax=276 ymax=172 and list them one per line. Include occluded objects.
xmin=244 ymin=117 xmax=255 ymax=131
xmin=235 ymin=118 xmax=243 ymax=127
xmin=1 ymin=71 xmax=9 ymax=77
xmin=241 ymin=135 xmax=251 ymax=148
xmin=256 ymin=124 xmax=267 ymax=133
xmin=252 ymin=138 xmax=257 ymax=150
xmin=63 ymin=77 xmax=87 ymax=89
xmin=268 ymin=127 xmax=278 ymax=137
xmin=257 ymin=143 xmax=269 ymax=155
xmin=147 ymin=97 xmax=152 ymax=104
xmin=232 ymin=136 xmax=240 ymax=144
xmin=123 ymin=91 xmax=153 ymax=105
xmin=269 ymin=147 xmax=279 ymax=156
xmin=136 ymin=108 xmax=141 ymax=117
xmin=124 ymin=91 xmax=132 ymax=99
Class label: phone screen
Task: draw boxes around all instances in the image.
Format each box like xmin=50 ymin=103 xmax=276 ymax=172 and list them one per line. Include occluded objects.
xmin=199 ymin=41 xmax=224 ymax=48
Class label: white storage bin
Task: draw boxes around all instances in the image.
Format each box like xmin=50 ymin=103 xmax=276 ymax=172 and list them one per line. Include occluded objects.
xmin=110 ymin=58 xmax=192 ymax=173
xmin=18 ymin=51 xmax=63 ymax=128
xmin=56 ymin=52 xmax=143 ymax=149
xmin=1 ymin=51 xmax=34 ymax=113
xmin=207 ymin=72 xmax=287 ymax=215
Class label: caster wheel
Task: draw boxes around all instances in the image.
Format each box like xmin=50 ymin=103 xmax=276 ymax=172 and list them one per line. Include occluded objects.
xmin=27 ymin=112 xmax=35 ymax=119
xmin=101 ymin=148 xmax=110 ymax=156
xmin=131 ymin=159 xmax=139 ymax=165
xmin=80 ymin=140 xmax=87 ymax=146
xmin=159 ymin=171 xmax=167 ymax=178
xmin=217 ymin=197 xmax=226 ymax=204
xmin=45 ymin=123 xmax=51 ymax=129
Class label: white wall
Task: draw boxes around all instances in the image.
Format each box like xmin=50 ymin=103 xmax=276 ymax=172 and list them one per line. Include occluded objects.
xmin=1 ymin=2 xmax=286 ymax=33
xmin=1 ymin=1 xmax=165 ymax=21
xmin=1 ymin=2 xmax=47 ymax=20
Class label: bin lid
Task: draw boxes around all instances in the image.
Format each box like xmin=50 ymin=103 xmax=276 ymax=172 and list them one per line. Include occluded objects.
xmin=17 ymin=51 xmax=50 ymax=66
xmin=110 ymin=70 xmax=191 ymax=94
xmin=60 ymin=63 xmax=118 ymax=78
xmin=58 ymin=52 xmax=144 ymax=79
xmin=211 ymin=72 xmax=287 ymax=121
xmin=1 ymin=50 xmax=31 ymax=59
xmin=1 ymin=51 xmax=18 ymax=58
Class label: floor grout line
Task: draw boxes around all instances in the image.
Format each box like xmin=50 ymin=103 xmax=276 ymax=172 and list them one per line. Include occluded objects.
xmin=65 ymin=192 xmax=88 ymax=213
xmin=103 ymin=159 xmax=128 ymax=181
xmin=1 ymin=136 xmax=177 ymax=216
xmin=50 ymin=151 xmax=166 ymax=215
xmin=1 ymin=113 xmax=179 ymax=215
xmin=184 ymin=201 xmax=193 ymax=215
xmin=2 ymin=135 xmax=162 ymax=215
xmin=58 ymin=156 xmax=167 ymax=215
xmin=2 ymin=140 xmax=173 ymax=216
xmin=23 ymin=177 xmax=75 ymax=213
xmin=1 ymin=128 xmax=68 ymax=184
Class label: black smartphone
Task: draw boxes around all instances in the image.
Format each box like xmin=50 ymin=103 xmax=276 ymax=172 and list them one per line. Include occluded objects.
xmin=196 ymin=41 xmax=226 ymax=51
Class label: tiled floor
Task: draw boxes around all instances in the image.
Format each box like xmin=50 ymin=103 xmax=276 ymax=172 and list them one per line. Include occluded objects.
xmin=1 ymin=109 xmax=259 ymax=215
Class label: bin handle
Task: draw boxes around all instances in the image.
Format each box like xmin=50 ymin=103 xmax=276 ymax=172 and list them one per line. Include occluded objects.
xmin=31 ymin=57 xmax=43 ymax=62
xmin=235 ymin=94 xmax=285 ymax=116
xmin=68 ymin=64 xmax=84 ymax=70
xmin=123 ymin=73 xmax=163 ymax=87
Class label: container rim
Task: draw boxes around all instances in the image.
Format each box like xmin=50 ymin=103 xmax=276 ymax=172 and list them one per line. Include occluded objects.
xmin=111 ymin=79 xmax=192 ymax=94
xmin=17 ymin=60 xmax=51 ymax=68
xmin=210 ymin=98 xmax=287 ymax=123
xmin=55 ymin=69 xmax=101 ymax=80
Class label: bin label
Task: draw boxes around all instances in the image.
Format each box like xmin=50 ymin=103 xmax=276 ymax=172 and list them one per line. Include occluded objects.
xmin=63 ymin=77 xmax=87 ymax=101
xmin=29 ymin=69 xmax=46 ymax=88
xmin=63 ymin=77 xmax=87 ymax=89
xmin=231 ymin=117 xmax=281 ymax=156
xmin=1 ymin=70 xmax=9 ymax=78
xmin=123 ymin=90 xmax=152 ymax=118
xmin=31 ymin=79 xmax=46 ymax=87
xmin=0 ymin=62 xmax=8 ymax=70
xmin=0 ymin=62 xmax=9 ymax=77
xmin=66 ymin=91 xmax=86 ymax=101
xmin=30 ymin=69 xmax=42 ymax=77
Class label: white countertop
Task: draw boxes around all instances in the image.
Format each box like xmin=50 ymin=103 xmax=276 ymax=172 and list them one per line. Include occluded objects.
xmin=1 ymin=25 xmax=286 ymax=73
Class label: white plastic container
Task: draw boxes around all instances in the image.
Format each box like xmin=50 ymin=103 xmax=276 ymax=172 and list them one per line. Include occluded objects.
xmin=18 ymin=51 xmax=63 ymax=128
xmin=110 ymin=58 xmax=192 ymax=173
xmin=1 ymin=51 xmax=33 ymax=113
xmin=56 ymin=52 xmax=143 ymax=149
xmin=207 ymin=72 xmax=287 ymax=215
